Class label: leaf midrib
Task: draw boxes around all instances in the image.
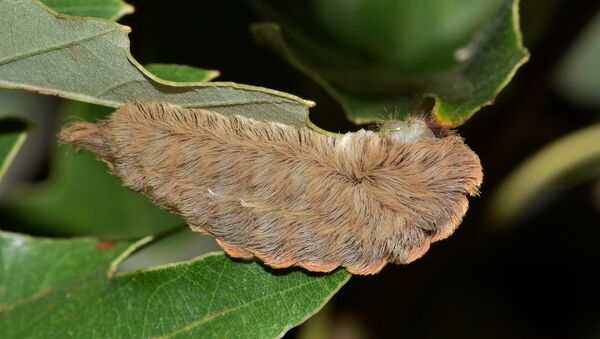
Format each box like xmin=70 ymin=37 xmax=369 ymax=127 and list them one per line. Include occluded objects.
xmin=158 ymin=278 xmax=329 ymax=338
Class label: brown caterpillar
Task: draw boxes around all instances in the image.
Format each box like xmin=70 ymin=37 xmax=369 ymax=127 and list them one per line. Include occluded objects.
xmin=59 ymin=102 xmax=482 ymax=275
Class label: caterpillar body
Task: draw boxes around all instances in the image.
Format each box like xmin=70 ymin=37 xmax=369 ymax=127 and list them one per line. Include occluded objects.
xmin=59 ymin=102 xmax=482 ymax=275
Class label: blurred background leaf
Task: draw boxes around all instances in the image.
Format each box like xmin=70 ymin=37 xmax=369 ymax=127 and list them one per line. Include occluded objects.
xmin=251 ymin=0 xmax=529 ymax=127
xmin=312 ymin=0 xmax=502 ymax=72
xmin=0 ymin=101 xmax=182 ymax=239
xmin=489 ymin=124 xmax=600 ymax=226
xmin=555 ymin=10 xmax=600 ymax=109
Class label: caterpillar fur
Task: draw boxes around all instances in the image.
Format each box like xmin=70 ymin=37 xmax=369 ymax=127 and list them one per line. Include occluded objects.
xmin=59 ymin=102 xmax=482 ymax=275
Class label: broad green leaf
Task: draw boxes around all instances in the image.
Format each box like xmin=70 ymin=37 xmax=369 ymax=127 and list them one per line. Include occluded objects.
xmin=0 ymin=231 xmax=137 ymax=309
xmin=40 ymin=0 xmax=134 ymax=21
xmin=251 ymin=0 xmax=529 ymax=127
xmin=0 ymin=118 xmax=29 ymax=183
xmin=488 ymin=124 xmax=600 ymax=226
xmin=0 ymin=0 xmax=314 ymax=129
xmin=145 ymin=64 xmax=220 ymax=83
xmin=1 ymin=101 xmax=181 ymax=239
xmin=0 ymin=231 xmax=350 ymax=338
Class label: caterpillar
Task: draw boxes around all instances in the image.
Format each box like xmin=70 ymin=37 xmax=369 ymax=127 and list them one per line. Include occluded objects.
xmin=59 ymin=102 xmax=482 ymax=275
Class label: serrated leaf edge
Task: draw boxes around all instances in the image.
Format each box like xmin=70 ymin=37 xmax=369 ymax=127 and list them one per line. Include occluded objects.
xmin=429 ymin=0 xmax=530 ymax=127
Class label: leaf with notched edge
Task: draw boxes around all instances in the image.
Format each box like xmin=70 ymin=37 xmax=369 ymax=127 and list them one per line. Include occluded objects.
xmin=0 ymin=231 xmax=350 ymax=338
xmin=0 ymin=0 xmax=314 ymax=129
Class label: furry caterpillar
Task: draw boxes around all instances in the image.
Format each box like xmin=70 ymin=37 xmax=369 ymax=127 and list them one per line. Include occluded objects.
xmin=59 ymin=102 xmax=482 ymax=275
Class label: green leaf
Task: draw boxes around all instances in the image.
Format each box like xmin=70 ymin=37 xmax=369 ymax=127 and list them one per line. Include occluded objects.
xmin=488 ymin=124 xmax=600 ymax=226
xmin=2 ymin=101 xmax=182 ymax=239
xmin=0 ymin=231 xmax=350 ymax=338
xmin=313 ymin=0 xmax=508 ymax=73
xmin=145 ymin=63 xmax=220 ymax=83
xmin=0 ymin=0 xmax=314 ymax=129
xmin=0 ymin=231 xmax=136 ymax=310
xmin=39 ymin=0 xmax=134 ymax=21
xmin=251 ymin=0 xmax=529 ymax=127
xmin=0 ymin=117 xmax=29 ymax=183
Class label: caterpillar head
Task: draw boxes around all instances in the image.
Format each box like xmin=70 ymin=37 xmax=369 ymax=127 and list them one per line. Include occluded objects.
xmin=378 ymin=117 xmax=436 ymax=143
